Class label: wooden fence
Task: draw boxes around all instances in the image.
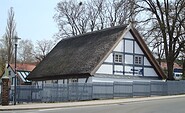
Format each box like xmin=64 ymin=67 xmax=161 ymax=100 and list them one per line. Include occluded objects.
xmin=7 ymin=80 xmax=185 ymax=103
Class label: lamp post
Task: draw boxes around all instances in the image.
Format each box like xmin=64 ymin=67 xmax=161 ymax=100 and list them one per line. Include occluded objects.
xmin=12 ymin=35 xmax=20 ymax=105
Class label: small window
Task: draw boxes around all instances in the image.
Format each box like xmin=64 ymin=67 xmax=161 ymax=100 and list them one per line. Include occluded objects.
xmin=9 ymin=71 xmax=11 ymax=76
xmin=134 ymin=55 xmax=143 ymax=65
xmin=52 ymin=80 xmax=58 ymax=84
xmin=71 ymin=78 xmax=78 ymax=83
xmin=114 ymin=53 xmax=123 ymax=63
xmin=11 ymin=77 xmax=14 ymax=85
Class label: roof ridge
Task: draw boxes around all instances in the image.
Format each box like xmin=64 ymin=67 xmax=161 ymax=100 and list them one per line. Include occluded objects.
xmin=61 ymin=25 xmax=128 ymax=41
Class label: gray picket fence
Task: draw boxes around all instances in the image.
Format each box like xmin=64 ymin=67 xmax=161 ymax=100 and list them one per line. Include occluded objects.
xmin=9 ymin=80 xmax=185 ymax=103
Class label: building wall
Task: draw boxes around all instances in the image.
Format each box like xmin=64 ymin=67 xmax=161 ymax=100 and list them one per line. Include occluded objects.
xmin=96 ymin=31 xmax=158 ymax=78
xmin=1 ymin=67 xmax=16 ymax=86
xmin=33 ymin=31 xmax=160 ymax=85
xmin=35 ymin=77 xmax=93 ymax=86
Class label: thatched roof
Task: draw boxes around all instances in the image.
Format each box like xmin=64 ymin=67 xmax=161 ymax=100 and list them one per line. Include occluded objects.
xmin=27 ymin=25 xmax=128 ymax=81
xmin=27 ymin=25 xmax=167 ymax=81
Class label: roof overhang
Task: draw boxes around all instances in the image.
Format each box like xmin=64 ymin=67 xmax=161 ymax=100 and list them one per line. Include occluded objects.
xmin=27 ymin=73 xmax=91 ymax=81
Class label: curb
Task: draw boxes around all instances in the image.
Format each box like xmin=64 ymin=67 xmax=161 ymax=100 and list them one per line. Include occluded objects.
xmin=1 ymin=95 xmax=185 ymax=111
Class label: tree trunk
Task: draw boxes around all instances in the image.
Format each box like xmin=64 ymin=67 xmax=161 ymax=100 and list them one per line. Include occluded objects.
xmin=157 ymin=53 xmax=162 ymax=65
xmin=167 ymin=60 xmax=174 ymax=80
xmin=183 ymin=59 xmax=185 ymax=77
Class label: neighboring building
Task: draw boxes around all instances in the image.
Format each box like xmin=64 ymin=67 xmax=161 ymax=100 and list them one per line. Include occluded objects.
xmin=160 ymin=62 xmax=183 ymax=80
xmin=160 ymin=62 xmax=182 ymax=70
xmin=1 ymin=63 xmax=36 ymax=85
xmin=27 ymin=24 xmax=167 ymax=84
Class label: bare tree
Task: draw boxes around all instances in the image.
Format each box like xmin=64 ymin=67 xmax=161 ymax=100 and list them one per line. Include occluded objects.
xmin=151 ymin=37 xmax=165 ymax=65
xmin=183 ymin=52 xmax=185 ymax=77
xmin=34 ymin=39 xmax=54 ymax=62
xmin=0 ymin=7 xmax=17 ymax=75
xmin=87 ymin=0 xmax=106 ymax=31
xmin=105 ymin=0 xmax=134 ymax=27
xmin=138 ymin=0 xmax=185 ymax=80
xmin=18 ymin=39 xmax=35 ymax=63
xmin=54 ymin=0 xmax=137 ymax=40
xmin=180 ymin=49 xmax=185 ymax=78
xmin=54 ymin=0 xmax=88 ymax=39
xmin=3 ymin=7 xmax=17 ymax=64
xmin=0 ymin=48 xmax=6 ymax=76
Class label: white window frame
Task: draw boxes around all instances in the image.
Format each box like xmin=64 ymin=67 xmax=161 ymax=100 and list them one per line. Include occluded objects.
xmin=134 ymin=55 xmax=143 ymax=65
xmin=71 ymin=78 xmax=78 ymax=83
xmin=52 ymin=80 xmax=58 ymax=84
xmin=114 ymin=53 xmax=123 ymax=63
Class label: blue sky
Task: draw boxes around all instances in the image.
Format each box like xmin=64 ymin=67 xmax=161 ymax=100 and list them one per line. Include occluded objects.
xmin=0 ymin=0 xmax=61 ymax=43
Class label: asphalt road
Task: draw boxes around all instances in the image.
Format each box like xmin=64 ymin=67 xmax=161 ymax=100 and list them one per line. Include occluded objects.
xmin=2 ymin=96 xmax=185 ymax=113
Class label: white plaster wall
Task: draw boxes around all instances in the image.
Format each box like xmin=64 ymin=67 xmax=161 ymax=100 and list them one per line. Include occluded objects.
xmin=42 ymin=77 xmax=92 ymax=85
xmin=2 ymin=67 xmax=16 ymax=85
xmin=134 ymin=67 xmax=143 ymax=76
xmin=114 ymin=65 xmax=123 ymax=75
xmin=134 ymin=67 xmax=143 ymax=70
xmin=134 ymin=42 xmax=143 ymax=54
xmin=58 ymin=79 xmax=63 ymax=84
xmin=96 ymin=64 xmax=112 ymax=74
xmin=45 ymin=80 xmax=53 ymax=84
xmin=78 ymin=77 xmax=92 ymax=83
xmin=104 ymin=53 xmax=113 ymax=62
xmin=34 ymin=81 xmax=43 ymax=86
xmin=144 ymin=57 xmax=152 ymax=66
xmin=144 ymin=68 xmax=158 ymax=76
xmin=64 ymin=79 xmax=68 ymax=84
xmin=125 ymin=55 xmax=133 ymax=64
xmin=92 ymin=77 xmax=114 ymax=83
xmin=125 ymin=40 xmax=133 ymax=53
xmin=57 ymin=79 xmax=69 ymax=84
xmin=69 ymin=78 xmax=92 ymax=83
xmin=92 ymin=76 xmax=161 ymax=83
xmin=114 ymin=40 xmax=123 ymax=52
xmin=124 ymin=66 xmax=133 ymax=75
xmin=94 ymin=30 xmax=159 ymax=78
xmin=124 ymin=31 xmax=134 ymax=39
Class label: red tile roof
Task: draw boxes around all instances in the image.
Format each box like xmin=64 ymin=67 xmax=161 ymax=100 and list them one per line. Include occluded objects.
xmin=160 ymin=62 xmax=182 ymax=69
xmin=9 ymin=63 xmax=36 ymax=71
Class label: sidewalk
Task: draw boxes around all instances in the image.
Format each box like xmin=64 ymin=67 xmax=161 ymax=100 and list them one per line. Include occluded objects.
xmin=1 ymin=95 xmax=185 ymax=111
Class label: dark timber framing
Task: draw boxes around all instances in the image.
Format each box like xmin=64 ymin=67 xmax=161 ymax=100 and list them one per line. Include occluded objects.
xmin=107 ymin=37 xmax=150 ymax=76
xmin=27 ymin=25 xmax=167 ymax=81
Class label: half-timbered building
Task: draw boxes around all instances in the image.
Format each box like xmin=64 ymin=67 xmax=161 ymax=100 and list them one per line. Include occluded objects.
xmin=27 ymin=24 xmax=166 ymax=84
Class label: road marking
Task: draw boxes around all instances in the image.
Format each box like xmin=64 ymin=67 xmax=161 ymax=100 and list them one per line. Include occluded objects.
xmin=39 ymin=108 xmax=61 ymax=111
xmin=38 ymin=104 xmax=113 ymax=111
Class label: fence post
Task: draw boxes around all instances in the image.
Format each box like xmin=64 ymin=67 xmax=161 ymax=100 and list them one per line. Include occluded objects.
xmin=57 ymin=83 xmax=58 ymax=102
xmin=76 ymin=83 xmax=78 ymax=101
xmin=132 ymin=82 xmax=134 ymax=97
xmin=67 ymin=83 xmax=69 ymax=101
xmin=91 ymin=83 xmax=93 ymax=99
xmin=149 ymin=81 xmax=151 ymax=97
xmin=30 ymin=85 xmax=33 ymax=102
xmin=113 ymin=82 xmax=114 ymax=98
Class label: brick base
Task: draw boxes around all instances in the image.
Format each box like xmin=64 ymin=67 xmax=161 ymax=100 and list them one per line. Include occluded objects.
xmin=1 ymin=78 xmax=9 ymax=106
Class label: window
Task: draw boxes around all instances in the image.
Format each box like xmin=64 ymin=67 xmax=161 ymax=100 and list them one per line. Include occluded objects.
xmin=134 ymin=55 xmax=143 ymax=65
xmin=71 ymin=78 xmax=78 ymax=83
xmin=114 ymin=53 xmax=123 ymax=63
xmin=9 ymin=71 xmax=11 ymax=76
xmin=52 ymin=80 xmax=58 ymax=84
xmin=11 ymin=77 xmax=14 ymax=85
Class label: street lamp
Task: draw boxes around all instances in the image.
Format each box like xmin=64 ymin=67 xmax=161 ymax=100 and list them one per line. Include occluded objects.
xmin=12 ymin=35 xmax=20 ymax=105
